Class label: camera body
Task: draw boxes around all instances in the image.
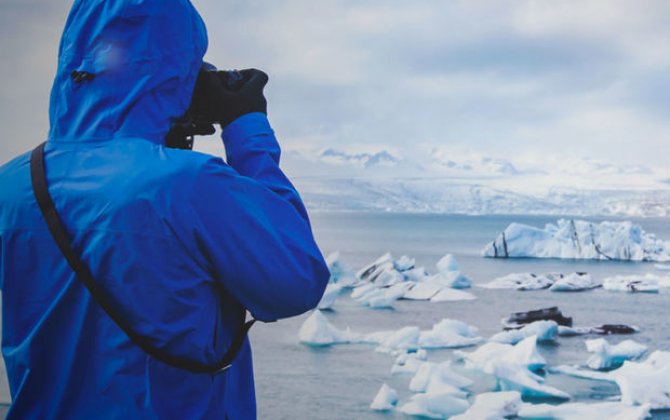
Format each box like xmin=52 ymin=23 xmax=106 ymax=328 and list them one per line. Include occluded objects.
xmin=165 ymin=63 xmax=248 ymax=150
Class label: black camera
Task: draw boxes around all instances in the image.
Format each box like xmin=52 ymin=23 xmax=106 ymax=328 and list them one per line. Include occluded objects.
xmin=165 ymin=63 xmax=249 ymax=150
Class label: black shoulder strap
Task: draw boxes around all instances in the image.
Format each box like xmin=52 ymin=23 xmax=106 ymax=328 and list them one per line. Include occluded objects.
xmin=30 ymin=142 xmax=255 ymax=374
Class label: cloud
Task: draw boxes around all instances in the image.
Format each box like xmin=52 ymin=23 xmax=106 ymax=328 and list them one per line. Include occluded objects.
xmin=1 ymin=0 xmax=670 ymax=179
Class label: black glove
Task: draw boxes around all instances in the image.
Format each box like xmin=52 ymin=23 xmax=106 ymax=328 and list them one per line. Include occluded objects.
xmin=195 ymin=68 xmax=268 ymax=128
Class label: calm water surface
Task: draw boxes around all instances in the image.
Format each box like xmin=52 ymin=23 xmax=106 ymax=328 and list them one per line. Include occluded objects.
xmin=253 ymin=212 xmax=670 ymax=419
xmin=1 ymin=213 xmax=668 ymax=418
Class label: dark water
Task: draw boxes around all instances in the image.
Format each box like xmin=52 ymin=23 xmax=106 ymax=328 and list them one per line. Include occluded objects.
xmin=252 ymin=212 xmax=670 ymax=419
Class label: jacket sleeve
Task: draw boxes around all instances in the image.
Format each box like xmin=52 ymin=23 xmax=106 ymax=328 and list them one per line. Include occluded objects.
xmin=189 ymin=113 xmax=329 ymax=322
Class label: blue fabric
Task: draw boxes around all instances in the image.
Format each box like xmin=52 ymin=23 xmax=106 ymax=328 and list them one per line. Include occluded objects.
xmin=0 ymin=0 xmax=329 ymax=418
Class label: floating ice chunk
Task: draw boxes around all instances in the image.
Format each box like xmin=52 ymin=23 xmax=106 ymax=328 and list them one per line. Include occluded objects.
xmin=479 ymin=273 xmax=558 ymax=290
xmin=373 ymin=268 xmax=404 ymax=287
xmin=549 ymin=365 xmax=614 ymax=382
xmin=429 ymin=272 xmax=472 ymax=289
xmin=409 ymin=361 xmax=473 ymax=395
xmin=490 ymin=321 xmax=558 ymax=344
xmin=298 ymin=310 xmax=360 ymax=346
xmin=418 ymin=319 xmax=482 ymax=349
xmin=369 ymin=383 xmax=398 ymax=411
xmin=488 ymin=362 xmax=570 ymax=400
xmin=518 ymin=401 xmax=651 ymax=419
xmin=451 ymin=391 xmax=522 ymax=420
xmin=436 ymin=254 xmax=460 ymax=273
xmin=394 ymin=255 xmax=415 ymax=272
xmin=403 ymin=282 xmax=442 ymax=300
xmin=370 ymin=326 xmax=421 ymax=354
xmin=356 ymin=253 xmax=394 ymax=282
xmin=613 ymin=350 xmax=670 ymax=410
xmin=585 ymin=338 xmax=647 ymax=370
xmin=655 ymin=263 xmax=670 ymax=271
xmin=603 ymin=275 xmax=660 ymax=293
xmin=402 ymin=267 xmax=431 ymax=282
xmin=351 ymin=282 xmax=409 ymax=309
xmin=399 ymin=393 xmax=469 ymax=419
xmin=317 ymin=283 xmax=343 ymax=310
xmin=391 ymin=350 xmax=428 ymax=375
xmin=482 ymin=219 xmax=670 ymax=262
xmin=456 ymin=336 xmax=546 ymax=372
xmin=430 ymin=288 xmax=477 ymax=302
xmin=549 ymin=272 xmax=601 ymax=291
xmin=325 ymin=252 xmax=359 ymax=287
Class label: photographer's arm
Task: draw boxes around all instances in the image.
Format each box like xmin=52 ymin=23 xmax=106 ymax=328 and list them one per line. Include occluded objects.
xmin=189 ymin=130 xmax=329 ymax=321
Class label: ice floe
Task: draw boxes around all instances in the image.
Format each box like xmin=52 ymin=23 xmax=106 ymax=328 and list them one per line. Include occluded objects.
xmin=409 ymin=361 xmax=472 ymax=395
xmin=370 ymin=318 xmax=482 ymax=354
xmin=348 ymin=252 xmax=475 ymax=308
xmin=613 ymin=350 xmax=670 ymax=410
xmin=490 ymin=321 xmax=558 ymax=344
xmin=482 ymin=219 xmax=670 ymax=262
xmin=298 ymin=310 xmax=360 ymax=346
xmin=549 ymin=272 xmax=601 ymax=291
xmin=480 ymin=272 xmax=596 ymax=291
xmin=317 ymin=283 xmax=343 ymax=310
xmin=585 ymin=338 xmax=647 ymax=370
xmin=325 ymin=252 xmax=359 ymax=287
xmin=391 ymin=350 xmax=427 ymax=375
xmin=369 ymin=383 xmax=398 ymax=411
xmin=457 ymin=336 xmax=569 ymax=399
xmin=603 ymin=273 xmax=670 ymax=292
xmin=517 ymin=401 xmax=651 ymax=419
xmin=398 ymin=392 xmax=470 ymax=419
xmin=451 ymin=391 xmax=522 ymax=420
xmin=417 ymin=319 xmax=483 ymax=349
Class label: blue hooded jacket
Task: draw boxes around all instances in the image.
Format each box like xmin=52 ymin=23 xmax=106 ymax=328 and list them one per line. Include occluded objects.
xmin=0 ymin=0 xmax=329 ymax=418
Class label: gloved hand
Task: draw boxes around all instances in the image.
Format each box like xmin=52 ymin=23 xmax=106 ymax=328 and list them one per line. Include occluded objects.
xmin=193 ymin=68 xmax=268 ymax=129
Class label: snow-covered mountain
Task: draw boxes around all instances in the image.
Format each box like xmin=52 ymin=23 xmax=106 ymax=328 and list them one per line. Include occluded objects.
xmin=280 ymin=147 xmax=670 ymax=217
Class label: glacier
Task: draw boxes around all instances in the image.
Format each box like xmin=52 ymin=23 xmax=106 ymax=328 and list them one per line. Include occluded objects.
xmin=482 ymin=219 xmax=670 ymax=261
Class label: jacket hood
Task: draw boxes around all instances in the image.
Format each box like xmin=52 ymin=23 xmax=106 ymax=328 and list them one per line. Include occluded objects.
xmin=48 ymin=0 xmax=208 ymax=144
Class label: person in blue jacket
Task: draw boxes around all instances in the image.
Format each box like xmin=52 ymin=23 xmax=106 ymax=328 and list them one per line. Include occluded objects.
xmin=0 ymin=0 xmax=329 ymax=418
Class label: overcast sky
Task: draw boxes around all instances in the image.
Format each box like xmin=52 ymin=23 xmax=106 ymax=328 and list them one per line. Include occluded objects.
xmin=1 ymin=0 xmax=669 ymax=172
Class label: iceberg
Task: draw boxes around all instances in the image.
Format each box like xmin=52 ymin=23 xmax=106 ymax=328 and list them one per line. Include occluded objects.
xmin=490 ymin=321 xmax=558 ymax=344
xmin=549 ymin=272 xmax=601 ymax=291
xmin=418 ymin=319 xmax=482 ymax=349
xmin=409 ymin=361 xmax=473 ymax=395
xmin=455 ymin=336 xmax=547 ymax=373
xmin=298 ymin=310 xmax=361 ymax=346
xmin=603 ymin=274 xmax=667 ymax=292
xmin=398 ymin=392 xmax=470 ymax=419
xmin=370 ymin=326 xmax=421 ymax=354
xmin=517 ymin=401 xmax=651 ymax=419
xmin=613 ymin=350 xmax=670 ymax=410
xmin=325 ymin=252 xmax=359 ymax=287
xmin=489 ymin=363 xmax=570 ymax=400
xmin=482 ymin=219 xmax=670 ymax=262
xmin=451 ymin=391 xmax=522 ymax=420
xmin=369 ymin=383 xmax=398 ymax=411
xmin=391 ymin=350 xmax=428 ymax=375
xmin=317 ymin=283 xmax=343 ymax=310
xmin=585 ymin=338 xmax=647 ymax=370
xmin=479 ymin=272 xmax=559 ymax=290
xmin=457 ymin=336 xmax=568 ymax=399
xmin=351 ymin=253 xmax=476 ymax=307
